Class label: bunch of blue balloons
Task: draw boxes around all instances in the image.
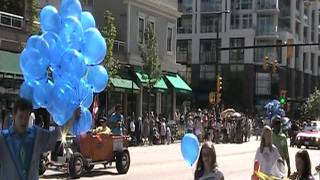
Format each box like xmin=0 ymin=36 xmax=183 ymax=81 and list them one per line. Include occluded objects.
xmin=264 ymin=100 xmax=285 ymax=120
xmin=19 ymin=0 xmax=109 ymax=135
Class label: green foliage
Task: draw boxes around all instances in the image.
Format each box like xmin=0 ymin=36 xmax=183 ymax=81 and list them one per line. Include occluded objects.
xmin=139 ymin=23 xmax=162 ymax=90
xmin=303 ymin=89 xmax=320 ymax=119
xmin=31 ymin=0 xmax=40 ymax=35
xmin=101 ymin=10 xmax=119 ymax=78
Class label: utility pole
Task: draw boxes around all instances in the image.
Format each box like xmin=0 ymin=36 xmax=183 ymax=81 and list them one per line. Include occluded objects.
xmin=213 ymin=10 xmax=230 ymax=114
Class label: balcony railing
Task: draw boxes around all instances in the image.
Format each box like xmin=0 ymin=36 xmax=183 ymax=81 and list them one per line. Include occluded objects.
xmin=0 ymin=11 xmax=24 ymax=29
xmin=113 ymin=40 xmax=127 ymax=62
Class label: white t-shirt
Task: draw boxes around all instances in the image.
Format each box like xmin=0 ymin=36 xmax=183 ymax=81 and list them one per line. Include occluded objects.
xmin=130 ymin=121 xmax=135 ymax=132
xmin=254 ymin=145 xmax=284 ymax=177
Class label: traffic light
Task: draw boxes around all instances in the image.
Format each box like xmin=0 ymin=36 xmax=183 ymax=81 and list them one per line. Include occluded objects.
xmin=209 ymin=91 xmax=216 ymax=105
xmin=279 ymin=90 xmax=287 ymax=105
xmin=272 ymin=59 xmax=279 ymax=73
xmin=216 ymin=75 xmax=223 ymax=93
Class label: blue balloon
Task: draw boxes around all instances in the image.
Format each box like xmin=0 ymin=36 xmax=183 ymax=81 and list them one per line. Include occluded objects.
xmin=181 ymin=133 xmax=200 ymax=166
xmin=33 ymin=80 xmax=54 ymax=108
xmin=51 ymin=80 xmax=77 ymax=114
xmin=59 ymin=0 xmax=82 ymax=19
xmin=81 ymin=28 xmax=107 ymax=65
xmin=77 ymin=79 xmax=93 ymax=108
xmin=20 ymin=81 xmax=34 ymax=101
xmin=59 ymin=49 xmax=86 ymax=78
xmin=51 ymin=105 xmax=76 ymax=126
xmin=71 ymin=107 xmax=93 ymax=135
xmin=26 ymin=35 xmax=50 ymax=59
xmin=40 ymin=5 xmax=61 ymax=33
xmin=20 ymin=48 xmax=49 ymax=80
xmin=80 ymin=11 xmax=96 ymax=30
xmin=60 ymin=16 xmax=83 ymax=50
xmin=86 ymin=65 xmax=109 ymax=93
xmin=42 ymin=32 xmax=63 ymax=69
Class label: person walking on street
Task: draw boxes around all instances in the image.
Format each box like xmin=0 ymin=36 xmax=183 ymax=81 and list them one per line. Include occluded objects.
xmin=166 ymin=126 xmax=171 ymax=145
xmin=289 ymin=150 xmax=314 ymax=180
xmin=110 ymin=105 xmax=124 ymax=135
xmin=160 ymin=119 xmax=166 ymax=144
xmin=271 ymin=116 xmax=291 ymax=177
xmin=194 ymin=141 xmax=224 ymax=180
xmin=253 ymin=126 xmax=284 ymax=178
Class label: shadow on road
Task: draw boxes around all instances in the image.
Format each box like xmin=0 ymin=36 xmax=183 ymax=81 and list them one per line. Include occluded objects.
xmin=41 ymin=167 xmax=120 ymax=179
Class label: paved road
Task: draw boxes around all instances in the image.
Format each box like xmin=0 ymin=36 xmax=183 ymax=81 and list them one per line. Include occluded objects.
xmin=41 ymin=138 xmax=320 ymax=180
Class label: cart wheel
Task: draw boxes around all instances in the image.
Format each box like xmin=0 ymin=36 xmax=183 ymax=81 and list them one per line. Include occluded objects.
xmin=69 ymin=152 xmax=84 ymax=178
xmin=116 ymin=150 xmax=130 ymax=174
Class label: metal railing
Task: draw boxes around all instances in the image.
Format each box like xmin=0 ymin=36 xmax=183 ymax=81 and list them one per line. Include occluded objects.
xmin=113 ymin=40 xmax=127 ymax=61
xmin=0 ymin=11 xmax=24 ymax=29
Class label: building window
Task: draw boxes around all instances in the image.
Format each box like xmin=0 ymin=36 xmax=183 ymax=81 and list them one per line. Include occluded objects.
xmin=200 ymin=14 xmax=221 ymax=33
xmin=256 ymin=0 xmax=278 ymax=9
xmin=200 ymin=65 xmax=215 ymax=80
xmin=177 ymin=40 xmax=192 ymax=64
xmin=256 ymin=73 xmax=271 ymax=95
xmin=231 ymin=0 xmax=252 ymax=10
xmin=255 ymin=40 xmax=274 ymax=63
xmin=242 ymin=14 xmax=252 ymax=29
xmin=148 ymin=16 xmax=155 ymax=32
xmin=178 ymin=0 xmax=193 ymax=13
xmin=177 ymin=15 xmax=192 ymax=34
xmin=311 ymin=53 xmax=315 ymax=74
xmin=229 ymin=38 xmax=245 ymax=63
xmin=241 ymin=0 xmax=253 ymax=9
xmin=200 ymin=0 xmax=222 ymax=12
xmin=230 ymin=64 xmax=244 ymax=72
xmin=167 ymin=26 xmax=173 ymax=53
xmin=138 ymin=17 xmax=145 ymax=44
xmin=231 ymin=14 xmax=240 ymax=29
xmin=200 ymin=39 xmax=221 ymax=64
xmin=257 ymin=15 xmax=275 ymax=35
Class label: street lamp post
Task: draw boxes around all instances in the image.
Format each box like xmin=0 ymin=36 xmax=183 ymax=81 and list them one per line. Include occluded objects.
xmin=213 ymin=10 xmax=230 ymax=112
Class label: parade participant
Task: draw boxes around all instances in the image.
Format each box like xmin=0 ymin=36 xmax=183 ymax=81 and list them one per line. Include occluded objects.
xmin=253 ymin=126 xmax=283 ymax=177
xmin=93 ymin=117 xmax=111 ymax=134
xmin=194 ymin=141 xmax=224 ymax=180
xmin=110 ymin=104 xmax=124 ymax=135
xmin=271 ymin=115 xmax=291 ymax=177
xmin=0 ymin=98 xmax=63 ymax=179
xmin=289 ymin=150 xmax=314 ymax=180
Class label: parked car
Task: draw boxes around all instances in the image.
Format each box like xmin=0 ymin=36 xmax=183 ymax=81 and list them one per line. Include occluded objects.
xmin=295 ymin=121 xmax=320 ymax=149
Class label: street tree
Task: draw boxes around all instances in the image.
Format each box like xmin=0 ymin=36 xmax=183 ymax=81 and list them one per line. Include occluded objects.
xmin=101 ymin=10 xmax=120 ymax=78
xmin=139 ymin=23 xmax=162 ymax=113
xmin=30 ymin=0 xmax=40 ymax=35
xmin=302 ymin=89 xmax=320 ymax=120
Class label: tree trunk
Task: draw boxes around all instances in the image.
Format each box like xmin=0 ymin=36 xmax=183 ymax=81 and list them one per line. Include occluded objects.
xmin=148 ymin=89 xmax=151 ymax=115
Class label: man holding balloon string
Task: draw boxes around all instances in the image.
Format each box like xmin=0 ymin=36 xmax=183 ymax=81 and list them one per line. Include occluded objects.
xmin=0 ymin=98 xmax=81 ymax=180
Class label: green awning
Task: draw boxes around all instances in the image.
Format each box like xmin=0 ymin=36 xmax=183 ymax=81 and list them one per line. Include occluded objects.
xmin=0 ymin=50 xmax=22 ymax=75
xmin=135 ymin=72 xmax=168 ymax=90
xmin=109 ymin=78 xmax=139 ymax=92
xmin=165 ymin=74 xmax=192 ymax=93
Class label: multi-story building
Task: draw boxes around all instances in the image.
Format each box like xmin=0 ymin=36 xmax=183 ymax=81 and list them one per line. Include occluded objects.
xmin=177 ymin=0 xmax=320 ymax=115
xmin=0 ymin=0 xmax=191 ymax=119
xmin=94 ymin=0 xmax=191 ymax=119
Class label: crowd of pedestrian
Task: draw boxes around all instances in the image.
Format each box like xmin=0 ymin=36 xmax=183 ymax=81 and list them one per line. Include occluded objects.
xmin=176 ymin=108 xmax=254 ymax=144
